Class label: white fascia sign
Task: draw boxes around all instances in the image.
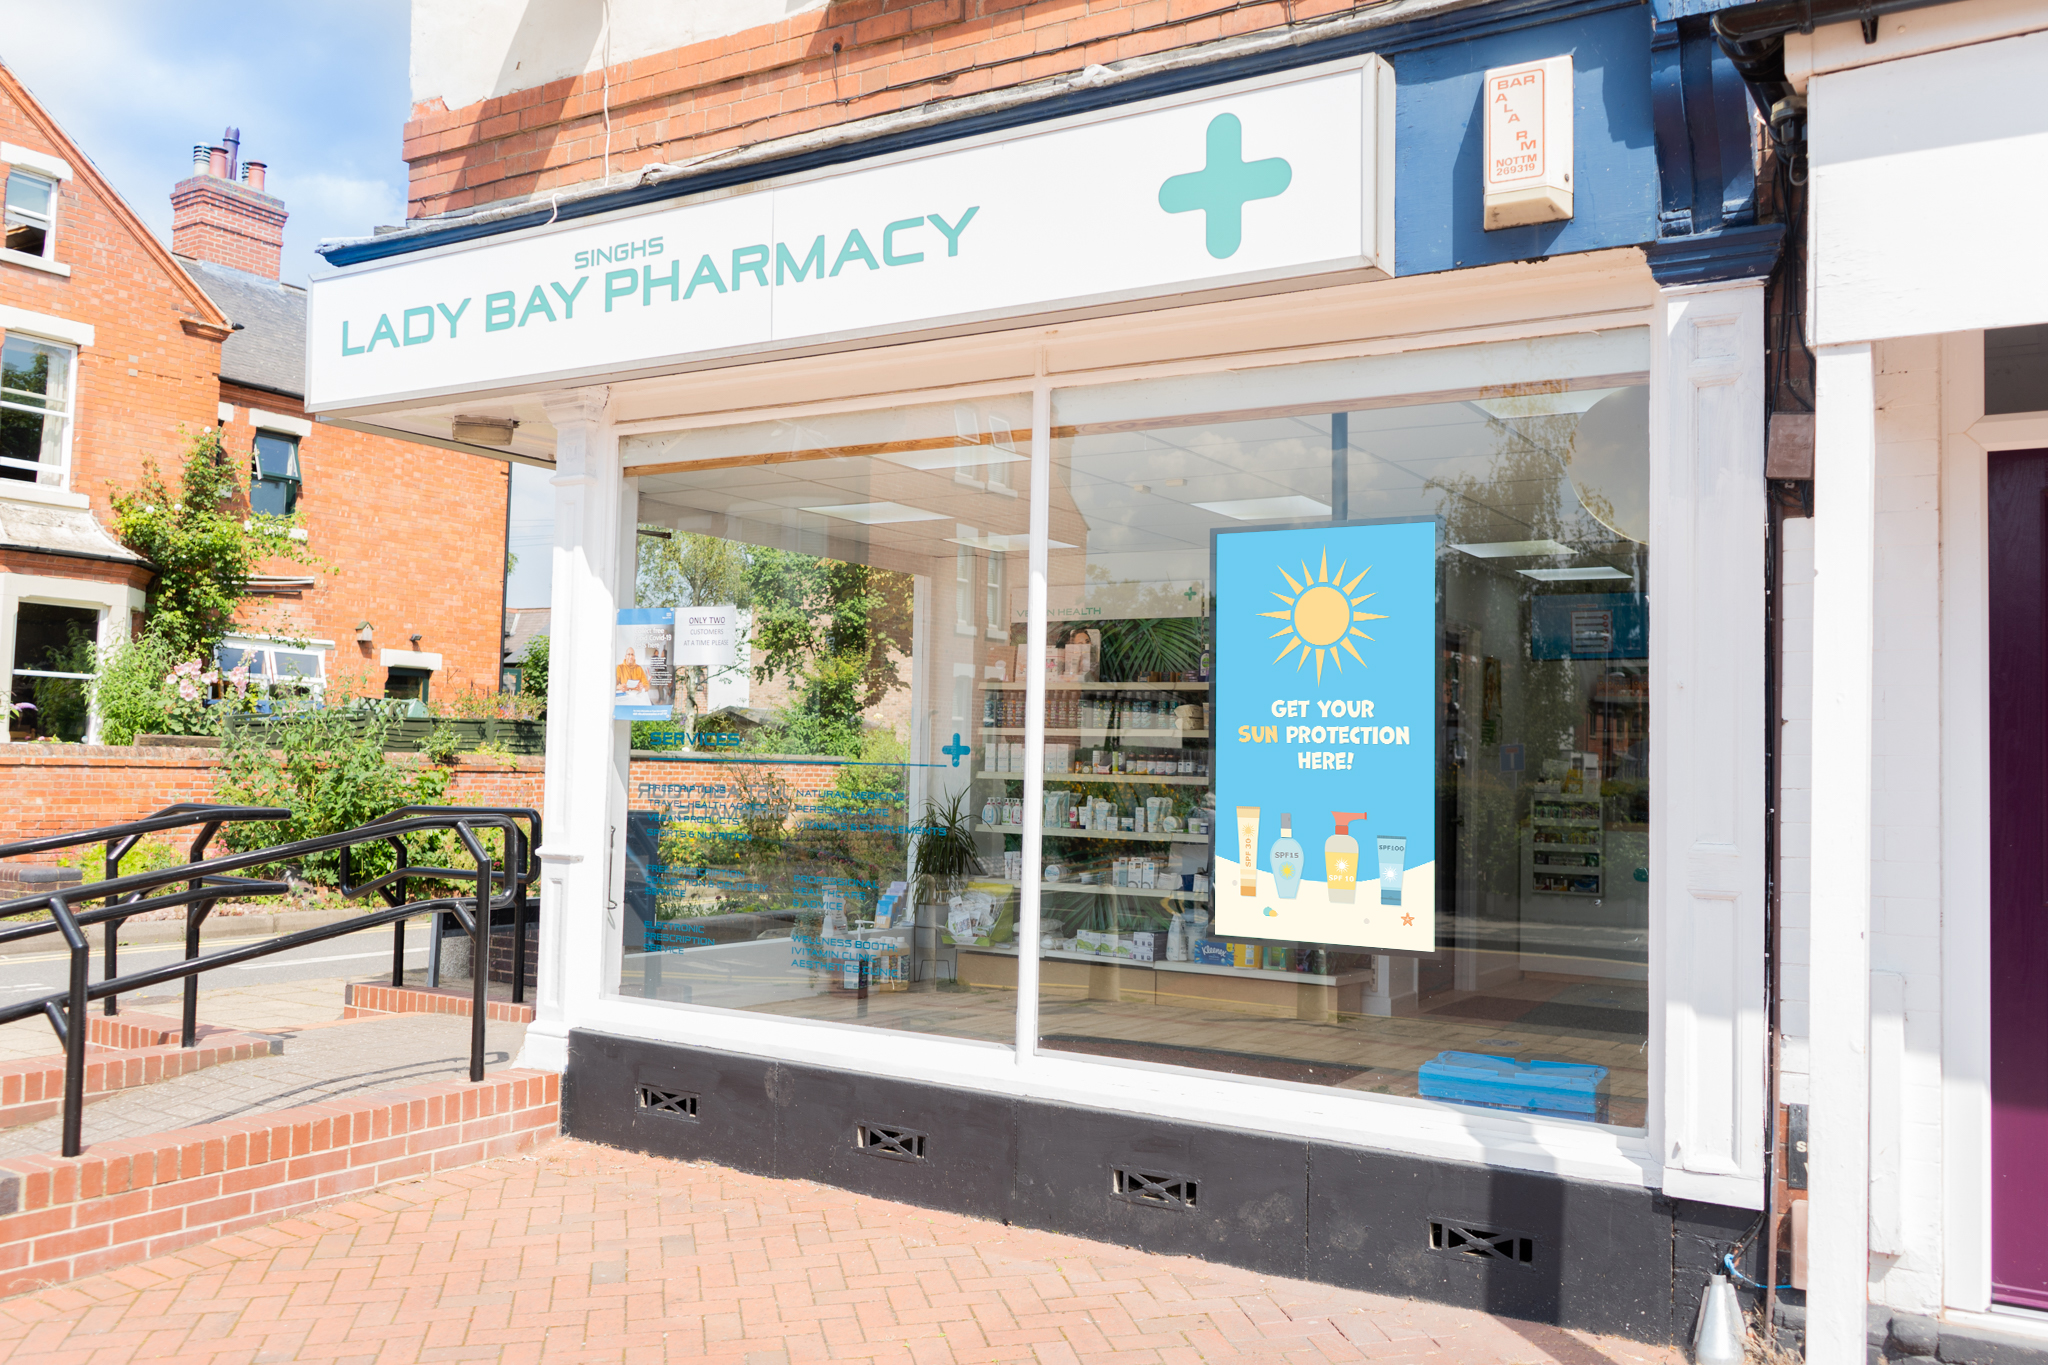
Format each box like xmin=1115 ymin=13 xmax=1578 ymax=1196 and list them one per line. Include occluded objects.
xmin=1483 ymin=55 xmax=1574 ymax=230
xmin=305 ymin=56 xmax=1395 ymax=414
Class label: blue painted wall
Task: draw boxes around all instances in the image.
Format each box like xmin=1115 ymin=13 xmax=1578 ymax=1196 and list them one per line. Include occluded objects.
xmin=1391 ymin=3 xmax=1660 ymax=276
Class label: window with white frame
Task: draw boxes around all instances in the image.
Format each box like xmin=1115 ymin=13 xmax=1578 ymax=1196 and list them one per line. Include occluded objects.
xmin=9 ymin=602 xmax=96 ymax=743
xmin=3 ymin=169 xmax=56 ymax=260
xmin=250 ymin=430 xmax=302 ymax=515
xmin=955 ymin=531 xmax=975 ymax=634
xmin=0 ymin=335 xmax=74 ymax=486
xmin=212 ymin=639 xmax=328 ymax=703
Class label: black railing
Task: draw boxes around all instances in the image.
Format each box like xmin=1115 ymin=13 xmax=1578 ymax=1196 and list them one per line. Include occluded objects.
xmin=0 ymin=803 xmax=539 ymax=1157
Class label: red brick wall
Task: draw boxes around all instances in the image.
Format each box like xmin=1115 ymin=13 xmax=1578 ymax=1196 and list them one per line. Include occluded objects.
xmin=0 ymin=746 xmax=544 ymax=860
xmin=0 ymin=76 xmax=229 ymax=530
xmin=217 ymin=384 xmax=510 ymax=699
xmin=404 ymin=0 xmax=1346 ymax=217
xmin=0 ymin=749 xmax=864 ymax=859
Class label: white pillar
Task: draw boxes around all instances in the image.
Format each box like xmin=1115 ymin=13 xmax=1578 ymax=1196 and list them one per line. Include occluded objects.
xmin=518 ymin=387 xmax=620 ymax=1072
xmin=1651 ymin=278 xmax=1768 ymax=1209
xmin=1806 ymin=343 xmax=1877 ymax=1365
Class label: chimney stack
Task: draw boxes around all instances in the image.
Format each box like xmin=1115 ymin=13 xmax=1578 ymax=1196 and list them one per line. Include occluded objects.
xmin=172 ymin=127 xmax=287 ymax=280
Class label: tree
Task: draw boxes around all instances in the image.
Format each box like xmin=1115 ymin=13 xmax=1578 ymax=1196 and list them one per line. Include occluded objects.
xmin=520 ymin=634 xmax=550 ymax=707
xmin=747 ymin=550 xmax=913 ymax=756
xmin=110 ymin=428 xmax=314 ymax=659
xmin=636 ymin=529 xmax=752 ymax=733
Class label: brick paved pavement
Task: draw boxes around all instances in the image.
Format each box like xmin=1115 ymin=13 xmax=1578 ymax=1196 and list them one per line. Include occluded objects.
xmin=0 ymin=1139 xmax=1685 ymax=1365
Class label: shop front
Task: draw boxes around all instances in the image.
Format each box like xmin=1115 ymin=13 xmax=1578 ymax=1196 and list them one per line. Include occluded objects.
xmin=309 ymin=8 xmax=1771 ymax=1341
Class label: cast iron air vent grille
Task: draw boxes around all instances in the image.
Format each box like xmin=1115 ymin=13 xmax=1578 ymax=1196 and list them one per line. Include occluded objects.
xmin=1112 ymin=1168 xmax=1198 ymax=1210
xmin=636 ymin=1085 xmax=699 ymax=1119
xmin=1429 ymin=1220 xmax=1535 ymax=1266
xmin=856 ymin=1124 xmax=927 ymax=1161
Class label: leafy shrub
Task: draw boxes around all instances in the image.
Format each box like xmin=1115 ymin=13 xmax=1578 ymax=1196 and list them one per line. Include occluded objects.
xmin=520 ymin=635 xmax=549 ymax=706
xmin=213 ymin=704 xmax=450 ymax=885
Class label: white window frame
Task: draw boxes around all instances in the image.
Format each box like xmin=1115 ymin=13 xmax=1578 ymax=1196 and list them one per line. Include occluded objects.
xmin=216 ymin=635 xmax=333 ymax=700
xmin=0 ymin=331 xmax=78 ymax=490
xmin=508 ymin=249 xmax=1765 ymax=1202
xmin=0 ymin=145 xmax=69 ymax=277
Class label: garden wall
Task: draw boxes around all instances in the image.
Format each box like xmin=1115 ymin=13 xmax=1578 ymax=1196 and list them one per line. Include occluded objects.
xmin=0 ymin=746 xmax=865 ymax=857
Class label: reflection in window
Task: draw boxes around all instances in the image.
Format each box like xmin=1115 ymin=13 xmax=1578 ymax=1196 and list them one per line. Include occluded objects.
xmin=619 ymin=396 xmax=1034 ymax=1045
xmin=251 ymin=431 xmax=301 ymax=515
xmin=3 ymin=170 xmax=55 ymax=258
xmin=0 ymin=335 xmax=72 ymax=485
xmin=9 ymin=602 xmax=95 ymax=742
xmin=1030 ymin=338 xmax=1652 ymax=1128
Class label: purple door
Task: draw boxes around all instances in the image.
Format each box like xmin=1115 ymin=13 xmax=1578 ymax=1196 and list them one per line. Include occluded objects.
xmin=1989 ymin=449 xmax=2048 ymax=1308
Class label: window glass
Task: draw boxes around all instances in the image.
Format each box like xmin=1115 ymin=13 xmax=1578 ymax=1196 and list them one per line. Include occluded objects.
xmin=3 ymin=171 xmax=54 ymax=257
xmin=385 ymin=666 xmax=431 ymax=704
xmin=619 ymin=395 xmax=1032 ymax=1044
xmin=271 ymin=650 xmax=322 ymax=681
xmin=1036 ymin=331 xmax=1651 ymax=1129
xmin=251 ymin=432 xmax=301 ymax=516
xmin=0 ymin=335 xmax=72 ymax=485
xmin=214 ymin=645 xmax=266 ymax=677
xmin=1987 ymin=324 xmax=2048 ymax=415
xmin=9 ymin=602 xmax=95 ymax=743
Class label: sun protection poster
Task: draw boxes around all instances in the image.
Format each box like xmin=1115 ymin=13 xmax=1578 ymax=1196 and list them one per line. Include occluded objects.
xmin=1212 ymin=519 xmax=1436 ymax=952
xmin=614 ymin=608 xmax=677 ymax=720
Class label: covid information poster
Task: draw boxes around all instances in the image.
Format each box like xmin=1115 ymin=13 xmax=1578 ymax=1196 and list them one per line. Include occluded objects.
xmin=614 ymin=608 xmax=676 ymax=720
xmin=1211 ymin=519 xmax=1437 ymax=952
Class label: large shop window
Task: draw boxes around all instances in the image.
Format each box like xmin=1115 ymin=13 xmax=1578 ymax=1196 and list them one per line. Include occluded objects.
xmin=612 ymin=330 xmax=1652 ymax=1129
xmin=1033 ymin=332 xmax=1651 ymax=1127
xmin=621 ymin=397 xmax=1034 ymax=1044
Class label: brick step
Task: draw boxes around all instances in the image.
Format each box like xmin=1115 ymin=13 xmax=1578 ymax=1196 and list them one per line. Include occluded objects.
xmin=0 ymin=1014 xmax=277 ymax=1132
xmin=340 ymin=982 xmax=534 ymax=1024
xmin=0 ymin=1069 xmax=560 ymax=1295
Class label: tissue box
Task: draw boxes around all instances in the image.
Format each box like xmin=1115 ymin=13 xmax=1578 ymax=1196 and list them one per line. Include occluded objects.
xmin=1127 ymin=931 xmax=1166 ymax=962
xmin=1193 ymin=939 xmax=1232 ymax=966
xmin=1416 ymin=1052 xmax=1608 ymax=1116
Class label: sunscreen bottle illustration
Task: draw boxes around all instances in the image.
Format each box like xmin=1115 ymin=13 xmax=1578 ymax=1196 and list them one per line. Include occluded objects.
xmin=1236 ymin=807 xmax=1260 ymax=895
xmin=1377 ymin=834 xmax=1408 ymax=906
xmin=1326 ymin=813 xmax=1368 ymax=903
xmin=1271 ymin=815 xmax=1304 ymax=899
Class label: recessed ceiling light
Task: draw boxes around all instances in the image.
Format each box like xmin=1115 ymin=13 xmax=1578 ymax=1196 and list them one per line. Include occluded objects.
xmin=1468 ymin=388 xmax=1624 ymax=421
xmin=879 ymin=447 xmax=1027 ymax=472
xmin=1517 ymin=566 xmax=1633 ymax=582
xmin=1129 ymin=483 xmax=1150 ymax=494
xmin=1454 ymin=539 xmax=1573 ymax=559
xmin=801 ymin=502 xmax=948 ymax=525
xmin=1192 ymin=495 xmax=1332 ymax=521
xmin=1164 ymin=478 xmax=1186 ymax=488
xmin=944 ymin=531 xmax=1076 ymax=553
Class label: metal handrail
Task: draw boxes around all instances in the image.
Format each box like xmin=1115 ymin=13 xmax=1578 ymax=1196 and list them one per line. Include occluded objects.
xmin=0 ymin=803 xmax=541 ymax=1157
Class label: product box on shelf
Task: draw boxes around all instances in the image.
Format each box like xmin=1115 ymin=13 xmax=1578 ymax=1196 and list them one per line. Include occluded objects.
xmin=1127 ymin=930 xmax=1167 ymax=962
xmin=1193 ymin=939 xmax=1233 ymax=966
xmin=1075 ymin=930 xmax=1130 ymax=958
xmin=1416 ymin=1051 xmax=1608 ymax=1116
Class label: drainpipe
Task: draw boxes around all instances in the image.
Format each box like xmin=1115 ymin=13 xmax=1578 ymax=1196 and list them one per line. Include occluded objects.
xmin=1712 ymin=0 xmax=1964 ymax=180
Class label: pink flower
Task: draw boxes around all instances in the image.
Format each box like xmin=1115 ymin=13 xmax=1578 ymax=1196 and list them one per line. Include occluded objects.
xmin=177 ymin=681 xmax=199 ymax=702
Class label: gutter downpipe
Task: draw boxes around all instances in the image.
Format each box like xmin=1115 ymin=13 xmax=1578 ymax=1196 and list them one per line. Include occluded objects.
xmin=1712 ymin=0 xmax=1963 ymax=178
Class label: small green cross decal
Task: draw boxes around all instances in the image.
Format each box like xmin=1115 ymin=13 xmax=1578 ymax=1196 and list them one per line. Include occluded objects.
xmin=1158 ymin=113 xmax=1293 ymax=260
xmin=943 ymin=733 xmax=972 ymax=767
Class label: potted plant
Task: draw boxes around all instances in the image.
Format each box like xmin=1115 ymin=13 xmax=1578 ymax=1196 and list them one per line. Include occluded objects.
xmin=909 ymin=788 xmax=984 ymax=990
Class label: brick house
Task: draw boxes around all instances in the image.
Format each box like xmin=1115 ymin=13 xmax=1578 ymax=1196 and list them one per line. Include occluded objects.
xmin=0 ymin=59 xmax=510 ymax=740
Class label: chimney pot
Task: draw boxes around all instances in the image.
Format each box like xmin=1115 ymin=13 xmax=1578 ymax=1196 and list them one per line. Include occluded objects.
xmin=208 ymin=146 xmax=228 ymax=179
xmin=222 ymin=126 xmax=240 ymax=180
xmin=244 ymin=161 xmax=267 ymax=192
xmin=190 ymin=145 xmax=209 ymax=177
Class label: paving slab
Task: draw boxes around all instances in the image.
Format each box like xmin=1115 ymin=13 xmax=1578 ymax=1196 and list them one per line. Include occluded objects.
xmin=0 ymin=1139 xmax=1688 ymax=1365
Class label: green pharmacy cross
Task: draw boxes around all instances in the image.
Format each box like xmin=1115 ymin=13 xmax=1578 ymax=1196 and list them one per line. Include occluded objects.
xmin=1158 ymin=113 xmax=1294 ymax=260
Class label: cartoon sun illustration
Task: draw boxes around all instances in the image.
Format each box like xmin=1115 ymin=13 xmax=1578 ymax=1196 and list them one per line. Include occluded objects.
xmin=1260 ymin=548 xmax=1388 ymax=682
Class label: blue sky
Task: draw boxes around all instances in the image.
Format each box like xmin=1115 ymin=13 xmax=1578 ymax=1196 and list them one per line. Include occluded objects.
xmin=3 ymin=1 xmax=413 ymax=286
